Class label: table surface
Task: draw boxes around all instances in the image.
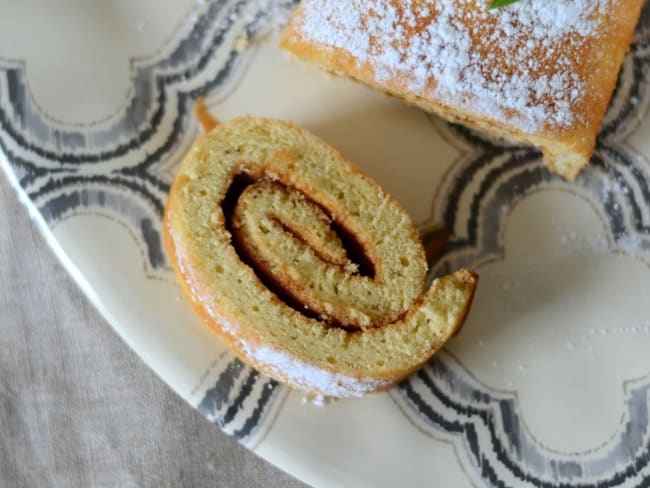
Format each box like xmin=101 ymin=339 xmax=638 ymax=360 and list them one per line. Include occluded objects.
xmin=0 ymin=175 xmax=307 ymax=487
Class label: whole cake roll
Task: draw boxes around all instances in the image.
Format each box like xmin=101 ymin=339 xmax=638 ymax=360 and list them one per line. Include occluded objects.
xmin=164 ymin=116 xmax=477 ymax=397
xmin=281 ymin=0 xmax=644 ymax=180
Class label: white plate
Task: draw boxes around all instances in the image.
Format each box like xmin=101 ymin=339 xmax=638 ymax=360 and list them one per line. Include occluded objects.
xmin=2 ymin=1 xmax=650 ymax=486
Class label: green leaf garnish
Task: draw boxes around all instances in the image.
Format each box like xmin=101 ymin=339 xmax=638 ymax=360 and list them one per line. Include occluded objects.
xmin=489 ymin=0 xmax=522 ymax=8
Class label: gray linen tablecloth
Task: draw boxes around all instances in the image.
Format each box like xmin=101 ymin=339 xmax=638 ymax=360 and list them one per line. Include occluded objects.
xmin=0 ymin=175 xmax=307 ymax=487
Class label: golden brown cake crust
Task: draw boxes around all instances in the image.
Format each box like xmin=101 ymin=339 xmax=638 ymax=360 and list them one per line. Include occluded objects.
xmin=164 ymin=116 xmax=478 ymax=397
xmin=281 ymin=0 xmax=644 ymax=180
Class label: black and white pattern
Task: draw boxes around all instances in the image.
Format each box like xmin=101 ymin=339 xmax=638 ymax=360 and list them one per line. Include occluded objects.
xmin=197 ymin=358 xmax=284 ymax=442
xmin=2 ymin=0 xmax=650 ymax=480
xmin=393 ymin=353 xmax=650 ymax=487
xmin=0 ymin=0 xmax=296 ymax=270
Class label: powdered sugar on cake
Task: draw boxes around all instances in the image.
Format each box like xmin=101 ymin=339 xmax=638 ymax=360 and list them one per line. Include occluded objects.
xmin=297 ymin=0 xmax=610 ymax=132
xmin=240 ymin=342 xmax=392 ymax=397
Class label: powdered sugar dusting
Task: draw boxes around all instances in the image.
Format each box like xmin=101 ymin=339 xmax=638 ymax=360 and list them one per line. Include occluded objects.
xmin=301 ymin=392 xmax=329 ymax=407
xmin=240 ymin=342 xmax=392 ymax=397
xmin=297 ymin=0 xmax=610 ymax=132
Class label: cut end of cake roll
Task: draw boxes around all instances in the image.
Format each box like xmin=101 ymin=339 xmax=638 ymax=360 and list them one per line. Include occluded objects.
xmin=164 ymin=116 xmax=478 ymax=397
xmin=280 ymin=0 xmax=644 ymax=180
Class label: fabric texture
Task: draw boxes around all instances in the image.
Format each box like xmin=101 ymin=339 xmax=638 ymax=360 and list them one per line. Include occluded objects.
xmin=0 ymin=176 xmax=306 ymax=488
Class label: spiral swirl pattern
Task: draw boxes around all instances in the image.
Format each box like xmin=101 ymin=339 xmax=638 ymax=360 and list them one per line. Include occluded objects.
xmin=164 ymin=117 xmax=477 ymax=397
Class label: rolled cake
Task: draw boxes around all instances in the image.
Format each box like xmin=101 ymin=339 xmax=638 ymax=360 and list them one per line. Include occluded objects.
xmin=164 ymin=116 xmax=477 ymax=397
xmin=281 ymin=0 xmax=644 ymax=180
